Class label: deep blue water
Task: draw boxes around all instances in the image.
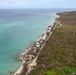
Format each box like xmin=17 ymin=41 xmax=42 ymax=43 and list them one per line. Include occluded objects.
xmin=0 ymin=9 xmax=69 ymax=75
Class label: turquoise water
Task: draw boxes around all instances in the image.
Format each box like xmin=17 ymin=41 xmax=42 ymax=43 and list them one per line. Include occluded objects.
xmin=0 ymin=9 xmax=58 ymax=75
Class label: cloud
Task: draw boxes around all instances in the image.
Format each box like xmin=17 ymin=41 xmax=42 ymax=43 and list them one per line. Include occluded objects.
xmin=0 ymin=0 xmax=76 ymax=9
xmin=0 ymin=0 xmax=51 ymax=8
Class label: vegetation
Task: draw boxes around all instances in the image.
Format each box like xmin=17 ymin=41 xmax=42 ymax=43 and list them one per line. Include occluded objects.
xmin=29 ymin=11 xmax=76 ymax=75
xmin=57 ymin=11 xmax=76 ymax=25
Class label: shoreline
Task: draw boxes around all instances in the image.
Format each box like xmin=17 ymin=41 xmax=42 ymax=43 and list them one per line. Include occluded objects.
xmin=10 ymin=18 xmax=59 ymax=75
xmin=28 ymin=11 xmax=76 ymax=75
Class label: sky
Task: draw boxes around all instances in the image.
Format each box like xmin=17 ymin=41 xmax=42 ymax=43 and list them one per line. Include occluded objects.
xmin=0 ymin=0 xmax=76 ymax=9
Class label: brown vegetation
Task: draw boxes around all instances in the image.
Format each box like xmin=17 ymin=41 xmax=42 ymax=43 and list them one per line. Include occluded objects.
xmin=57 ymin=11 xmax=76 ymax=25
xmin=29 ymin=11 xmax=76 ymax=75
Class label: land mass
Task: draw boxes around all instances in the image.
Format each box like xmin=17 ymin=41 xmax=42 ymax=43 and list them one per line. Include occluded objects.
xmin=29 ymin=11 xmax=76 ymax=75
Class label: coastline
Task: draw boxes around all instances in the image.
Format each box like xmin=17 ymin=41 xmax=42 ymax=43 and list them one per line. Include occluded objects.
xmin=29 ymin=11 xmax=76 ymax=75
xmin=11 ymin=17 xmax=58 ymax=75
xmin=0 ymin=9 xmax=58 ymax=75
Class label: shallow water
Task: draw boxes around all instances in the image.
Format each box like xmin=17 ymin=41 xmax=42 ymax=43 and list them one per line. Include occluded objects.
xmin=0 ymin=9 xmax=58 ymax=75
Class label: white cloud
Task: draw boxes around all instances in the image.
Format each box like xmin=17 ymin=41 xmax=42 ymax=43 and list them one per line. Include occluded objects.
xmin=0 ymin=0 xmax=76 ymax=9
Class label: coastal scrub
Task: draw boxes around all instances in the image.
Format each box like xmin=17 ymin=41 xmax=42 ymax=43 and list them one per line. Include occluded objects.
xmin=29 ymin=11 xmax=76 ymax=75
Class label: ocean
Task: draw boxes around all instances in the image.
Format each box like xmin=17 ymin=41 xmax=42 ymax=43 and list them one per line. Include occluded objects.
xmin=0 ymin=9 xmax=61 ymax=75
